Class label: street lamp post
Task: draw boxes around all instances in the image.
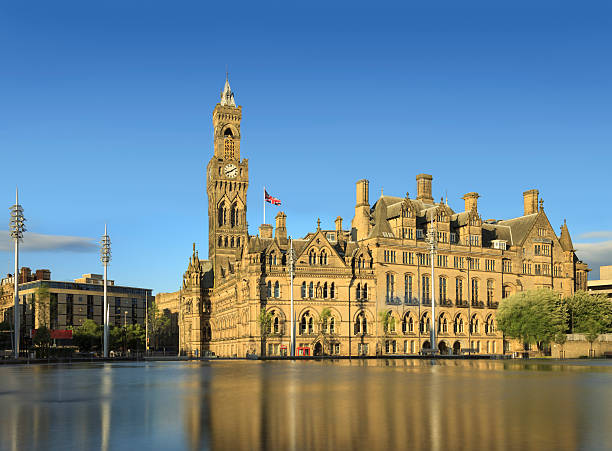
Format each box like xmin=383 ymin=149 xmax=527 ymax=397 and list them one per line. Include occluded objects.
xmin=9 ymin=188 xmax=26 ymax=358
xmin=427 ymin=224 xmax=438 ymax=355
xmin=100 ymin=225 xmax=111 ymax=358
xmin=288 ymin=238 xmax=296 ymax=357
xmin=124 ymin=311 xmax=128 ymax=355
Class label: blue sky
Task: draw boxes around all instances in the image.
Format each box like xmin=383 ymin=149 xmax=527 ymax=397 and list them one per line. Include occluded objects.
xmin=1 ymin=1 xmax=611 ymax=293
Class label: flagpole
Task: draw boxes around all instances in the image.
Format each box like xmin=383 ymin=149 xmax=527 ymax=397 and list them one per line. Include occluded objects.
xmin=263 ymin=186 xmax=265 ymax=225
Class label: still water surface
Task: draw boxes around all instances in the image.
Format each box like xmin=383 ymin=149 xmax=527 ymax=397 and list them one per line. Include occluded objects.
xmin=0 ymin=359 xmax=611 ymax=451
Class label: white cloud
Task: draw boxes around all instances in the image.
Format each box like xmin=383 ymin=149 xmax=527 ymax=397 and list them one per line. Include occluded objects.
xmin=0 ymin=231 xmax=97 ymax=253
xmin=574 ymin=240 xmax=612 ymax=279
xmin=576 ymin=230 xmax=612 ymax=240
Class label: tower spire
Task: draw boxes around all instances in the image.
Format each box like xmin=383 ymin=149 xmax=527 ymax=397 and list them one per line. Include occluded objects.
xmin=220 ymin=74 xmax=236 ymax=107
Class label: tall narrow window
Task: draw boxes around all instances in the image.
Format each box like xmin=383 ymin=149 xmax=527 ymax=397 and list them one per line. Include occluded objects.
xmin=386 ymin=274 xmax=395 ymax=303
xmin=363 ymin=283 xmax=368 ymax=300
xmin=267 ymin=281 xmax=272 ymax=298
xmin=330 ymin=282 xmax=335 ymax=299
xmin=308 ymin=282 xmax=314 ymax=298
xmin=50 ymin=293 xmax=58 ymax=329
xmin=456 ymin=278 xmax=463 ymax=303
xmin=356 ymin=283 xmax=361 ymax=300
xmin=439 ymin=277 xmax=447 ymax=302
xmin=323 ymin=282 xmax=328 ymax=298
xmin=404 ymin=274 xmax=412 ymax=304
xmin=487 ymin=280 xmax=494 ymax=304
xmin=274 ymin=281 xmax=280 ymax=298
xmin=301 ymin=282 xmax=306 ymax=298
xmin=422 ymin=276 xmax=430 ymax=303
xmin=471 ymin=279 xmax=479 ymax=302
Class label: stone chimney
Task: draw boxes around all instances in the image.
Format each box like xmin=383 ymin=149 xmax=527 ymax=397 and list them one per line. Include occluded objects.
xmin=259 ymin=224 xmax=273 ymax=239
xmin=462 ymin=192 xmax=479 ymax=212
xmin=523 ymin=189 xmax=539 ymax=216
xmin=356 ymin=179 xmax=369 ymax=207
xmin=416 ymin=174 xmax=434 ymax=204
xmin=275 ymin=212 xmax=287 ymax=240
xmin=335 ymin=216 xmax=343 ymax=233
xmin=352 ymin=180 xmax=371 ymax=241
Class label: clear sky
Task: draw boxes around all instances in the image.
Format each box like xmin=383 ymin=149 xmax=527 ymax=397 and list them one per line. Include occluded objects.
xmin=1 ymin=1 xmax=611 ymax=293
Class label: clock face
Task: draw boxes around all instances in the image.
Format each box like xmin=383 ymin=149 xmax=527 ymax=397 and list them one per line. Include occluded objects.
xmin=224 ymin=163 xmax=238 ymax=178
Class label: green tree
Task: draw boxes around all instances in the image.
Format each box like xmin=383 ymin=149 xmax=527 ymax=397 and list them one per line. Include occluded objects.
xmin=147 ymin=302 xmax=170 ymax=351
xmin=73 ymin=319 xmax=101 ymax=352
xmin=566 ymin=291 xmax=612 ymax=334
xmin=258 ymin=308 xmax=273 ymax=356
xmin=319 ymin=307 xmax=332 ymax=355
xmin=33 ymin=325 xmax=51 ymax=358
xmin=35 ymin=283 xmax=50 ymax=328
xmin=126 ymin=324 xmax=145 ymax=351
xmin=378 ymin=310 xmax=392 ymax=334
xmin=497 ymin=289 xmax=568 ymax=352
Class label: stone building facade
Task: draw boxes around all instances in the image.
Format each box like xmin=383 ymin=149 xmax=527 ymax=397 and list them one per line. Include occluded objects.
xmin=171 ymin=79 xmax=589 ymax=357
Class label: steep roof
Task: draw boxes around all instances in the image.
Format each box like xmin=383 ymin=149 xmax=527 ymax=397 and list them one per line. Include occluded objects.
xmin=497 ymin=213 xmax=538 ymax=245
xmin=368 ymin=197 xmax=394 ymax=238
xmin=559 ymin=219 xmax=574 ymax=251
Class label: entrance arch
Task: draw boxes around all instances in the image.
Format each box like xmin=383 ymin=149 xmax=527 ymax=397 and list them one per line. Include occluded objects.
xmin=453 ymin=341 xmax=461 ymax=355
xmin=313 ymin=342 xmax=323 ymax=356
xmin=438 ymin=341 xmax=448 ymax=355
xmin=422 ymin=341 xmax=431 ymax=351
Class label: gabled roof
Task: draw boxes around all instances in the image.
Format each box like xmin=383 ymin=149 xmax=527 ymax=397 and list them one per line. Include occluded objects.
xmin=497 ymin=213 xmax=538 ymax=245
xmin=368 ymin=197 xmax=394 ymax=238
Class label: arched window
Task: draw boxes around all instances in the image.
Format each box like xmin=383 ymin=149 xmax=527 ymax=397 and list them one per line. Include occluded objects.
xmin=485 ymin=315 xmax=495 ymax=334
xmin=329 ymin=317 xmax=335 ymax=334
xmin=224 ymin=236 xmax=228 ymax=247
xmin=363 ymin=283 xmax=368 ymax=300
xmin=404 ymin=274 xmax=413 ymax=304
xmin=308 ymin=316 xmax=313 ymax=334
xmin=354 ymin=312 xmax=368 ymax=335
xmin=218 ymin=236 xmax=223 ymax=247
xmin=274 ymin=281 xmax=280 ymax=298
xmin=301 ymin=282 xmax=306 ymax=298
xmin=230 ymin=203 xmax=238 ymax=227
xmin=316 ymin=282 xmax=321 ymax=298
xmin=308 ymin=282 xmax=314 ymax=298
xmin=409 ymin=316 xmax=414 ymax=333
xmin=273 ymin=316 xmax=279 ymax=334
xmin=471 ymin=315 xmax=480 ymax=334
xmin=309 ymin=249 xmax=316 ymax=265
xmin=267 ymin=281 xmax=272 ymax=298
xmin=319 ymin=250 xmax=328 ymax=265
xmin=300 ymin=313 xmax=307 ymax=335
xmin=471 ymin=279 xmax=479 ymax=302
xmin=356 ymin=283 xmax=361 ymax=300
xmin=218 ymin=201 xmax=226 ymax=226
xmin=236 ymin=237 xmax=241 ymax=248
xmin=386 ymin=273 xmax=395 ymax=303
xmin=487 ymin=280 xmax=494 ymax=304
xmin=230 ymin=237 xmax=234 ymax=248
xmin=323 ymin=282 xmax=328 ymax=298
xmin=330 ymin=282 xmax=335 ymax=298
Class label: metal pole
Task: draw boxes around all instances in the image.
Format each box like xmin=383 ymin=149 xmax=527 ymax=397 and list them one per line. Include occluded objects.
xmin=289 ymin=238 xmax=295 ymax=357
xmin=145 ymin=291 xmax=148 ymax=356
xmin=10 ymin=187 xmax=25 ymax=359
xmin=428 ymin=225 xmax=437 ymax=355
xmin=103 ymin=258 xmax=108 ymax=357
xmin=14 ymin=233 xmax=19 ymax=358
xmin=101 ymin=224 xmax=111 ymax=358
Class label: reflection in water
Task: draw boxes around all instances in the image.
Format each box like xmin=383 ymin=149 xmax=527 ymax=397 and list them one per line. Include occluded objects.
xmin=0 ymin=360 xmax=610 ymax=450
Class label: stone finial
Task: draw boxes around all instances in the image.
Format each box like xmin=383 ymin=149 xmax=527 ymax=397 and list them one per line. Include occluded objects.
xmin=317 ymin=218 xmax=321 ymax=231
xmin=539 ymin=199 xmax=544 ymax=211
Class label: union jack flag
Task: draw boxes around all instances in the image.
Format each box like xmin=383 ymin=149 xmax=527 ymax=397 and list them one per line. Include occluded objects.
xmin=265 ymin=190 xmax=281 ymax=206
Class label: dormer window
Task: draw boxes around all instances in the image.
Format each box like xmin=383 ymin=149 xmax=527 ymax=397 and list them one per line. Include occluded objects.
xmin=492 ymin=240 xmax=507 ymax=250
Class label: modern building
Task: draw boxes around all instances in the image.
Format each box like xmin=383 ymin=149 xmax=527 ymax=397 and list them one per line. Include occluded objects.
xmin=163 ymin=79 xmax=589 ymax=358
xmin=0 ymin=268 xmax=151 ymax=346
xmin=587 ymin=265 xmax=612 ymax=298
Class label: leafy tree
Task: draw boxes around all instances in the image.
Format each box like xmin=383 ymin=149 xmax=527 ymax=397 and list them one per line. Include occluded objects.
xmin=258 ymin=308 xmax=273 ymax=356
xmin=33 ymin=325 xmax=51 ymax=358
xmin=319 ymin=307 xmax=332 ymax=354
xmin=73 ymin=319 xmax=101 ymax=352
xmin=35 ymin=283 xmax=50 ymax=328
xmin=553 ymin=331 xmax=567 ymax=358
xmin=497 ymin=289 xmax=568 ymax=351
xmin=378 ymin=310 xmax=392 ymax=334
xmin=566 ymin=291 xmax=612 ymax=334
xmin=126 ymin=324 xmax=145 ymax=351
xmin=147 ymin=302 xmax=170 ymax=351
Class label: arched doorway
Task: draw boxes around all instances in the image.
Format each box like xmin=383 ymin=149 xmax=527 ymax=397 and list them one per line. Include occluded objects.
xmin=313 ymin=342 xmax=323 ymax=356
xmin=453 ymin=341 xmax=461 ymax=355
xmin=438 ymin=341 xmax=448 ymax=355
xmin=422 ymin=341 xmax=431 ymax=351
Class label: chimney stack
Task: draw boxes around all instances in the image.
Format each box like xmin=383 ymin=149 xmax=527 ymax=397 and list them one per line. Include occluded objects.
xmin=356 ymin=179 xmax=369 ymax=207
xmin=462 ymin=192 xmax=480 ymax=212
xmin=259 ymin=224 xmax=273 ymax=239
xmin=416 ymin=174 xmax=434 ymax=204
xmin=275 ymin=212 xmax=287 ymax=240
xmin=523 ymin=189 xmax=539 ymax=215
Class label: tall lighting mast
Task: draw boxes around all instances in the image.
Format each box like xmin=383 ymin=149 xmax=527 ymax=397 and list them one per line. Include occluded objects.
xmin=9 ymin=188 xmax=26 ymax=358
xmin=101 ymin=225 xmax=111 ymax=358
xmin=288 ymin=238 xmax=296 ymax=357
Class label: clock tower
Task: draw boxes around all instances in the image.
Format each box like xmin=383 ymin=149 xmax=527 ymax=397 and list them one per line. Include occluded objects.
xmin=206 ymin=77 xmax=249 ymax=279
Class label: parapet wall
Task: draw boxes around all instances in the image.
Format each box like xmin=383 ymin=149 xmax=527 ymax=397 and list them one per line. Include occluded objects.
xmin=551 ymin=333 xmax=612 ymax=358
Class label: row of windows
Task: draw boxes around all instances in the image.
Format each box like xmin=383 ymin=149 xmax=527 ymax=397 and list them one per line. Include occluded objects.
xmin=308 ymin=249 xmax=328 ymax=265
xmin=522 ymin=262 xmax=554 ymax=275
xmin=384 ymin=312 xmax=495 ymax=336
xmin=534 ymin=244 xmax=551 ymax=256
xmin=217 ymin=201 xmax=242 ymax=228
xmin=386 ymin=274 xmax=506 ymax=304
xmin=384 ymin=339 xmax=497 ymax=354
xmin=299 ymin=281 xmax=336 ymax=299
xmin=218 ymin=235 xmax=242 ymax=248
